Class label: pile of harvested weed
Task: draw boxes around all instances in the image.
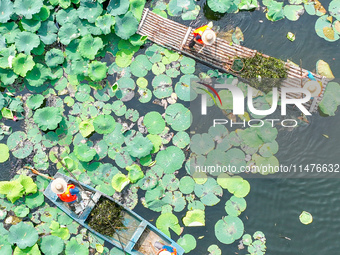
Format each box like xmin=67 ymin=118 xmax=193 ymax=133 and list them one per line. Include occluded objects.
xmin=87 ymin=197 xmax=125 ymax=237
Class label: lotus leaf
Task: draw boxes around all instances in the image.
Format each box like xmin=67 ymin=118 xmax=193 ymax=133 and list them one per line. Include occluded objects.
xmin=107 ymin=0 xmax=129 ymax=16
xmin=207 ymin=0 xmax=233 ymax=13
xmin=183 ymin=209 xmax=205 ymax=226
xmin=20 ymin=18 xmax=41 ymax=33
xmin=26 ymin=94 xmax=44 ymax=110
xmin=299 ymin=211 xmax=313 ymax=224
xmin=266 ymin=1 xmax=284 ymax=21
xmin=126 ymin=164 xmax=144 ymax=183
xmin=58 ymin=23 xmax=79 ymax=45
xmin=238 ymin=0 xmax=258 ymax=10
xmin=50 ymin=221 xmax=70 ymax=240
xmin=111 ymin=172 xmax=130 ymax=192
xmin=259 ymin=141 xmax=279 ymax=157
xmin=138 ymin=88 xmax=152 ymax=103
xmin=179 ymin=176 xmax=195 ymax=195
xmin=8 ymin=221 xmax=38 ymax=249
xmin=0 ymin=238 xmax=12 ymax=254
xmin=33 ymin=107 xmax=62 ymax=131
xmin=254 ymin=155 xmax=279 ymax=175
xmin=93 ymin=114 xmax=116 ymax=134
xmin=165 ymin=103 xmax=192 ymax=131
xmin=220 ymin=176 xmax=250 ymax=197
xmin=242 ymin=233 xmax=252 ymax=245
xmin=126 ymin=133 xmax=153 ymax=158
xmin=152 ymin=62 xmax=165 ymax=75
xmin=256 ymin=122 xmax=278 ymax=143
xmin=207 ymin=244 xmax=221 ymax=255
xmin=26 ymin=63 xmax=50 ymax=87
xmin=74 ymin=143 xmax=96 ymax=162
xmin=25 ymin=191 xmax=44 ymax=209
xmin=177 ymin=234 xmax=196 ymax=253
xmin=329 ymin=0 xmax=340 ymax=20
xmin=155 ymin=146 xmax=185 ymax=174
xmin=78 ymin=0 xmax=103 ymax=23
xmin=284 ymin=5 xmax=304 ymax=21
xmin=12 ymin=53 xmax=35 ymax=77
xmin=172 ymin=131 xmax=190 ymax=149
xmin=0 ymin=180 xmax=24 ymax=203
xmin=37 ymin=19 xmax=57 ymax=45
xmin=0 ymin=143 xmax=9 ymax=163
xmin=115 ymin=11 xmax=139 ymax=40
xmin=316 ymin=59 xmax=335 ymax=79
xmin=88 ymin=61 xmax=108 ymax=81
xmin=17 ymin=175 xmax=37 ymax=195
xmin=130 ymin=55 xmax=152 ymax=77
xmin=145 ymin=44 xmax=163 ymax=63
xmin=152 ymin=74 xmax=173 ymax=98
xmin=143 ymin=111 xmax=165 ymax=135
xmin=215 ymin=216 xmax=244 ymax=244
xmin=167 ymin=0 xmax=195 ymax=16
xmin=191 ymin=133 xmax=215 ymax=155
xmin=315 ymin=16 xmax=340 ymax=42
xmin=13 ymin=244 xmax=41 ymax=255
xmin=319 ymin=82 xmax=340 ymax=115
xmin=79 ymin=120 xmax=94 ymax=137
xmin=95 ymin=14 xmax=115 ymax=34
xmin=14 ymin=0 xmax=43 ymax=19
xmin=130 ymin=0 xmax=147 ymax=21
xmin=162 ymin=191 xmax=186 ymax=212
xmin=45 ymin=49 xmax=64 ymax=67
xmin=78 ymin=35 xmax=103 ymax=60
xmin=194 ymin=178 xmax=222 ymax=206
xmin=7 ymin=131 xmax=33 ymax=159
xmin=65 ymin=238 xmax=89 ymax=255
xmin=15 ymin=31 xmax=40 ymax=54
xmin=156 ymin=212 xmax=181 ymax=237
xmin=40 ymin=235 xmax=64 ymax=255
xmin=225 ymin=196 xmax=246 ymax=216
xmin=180 ymin=56 xmax=195 ymax=74
xmin=0 ymin=0 xmax=13 ymax=23
xmin=55 ymin=8 xmax=78 ymax=25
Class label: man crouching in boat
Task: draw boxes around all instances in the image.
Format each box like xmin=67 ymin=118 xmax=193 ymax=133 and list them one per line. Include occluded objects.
xmin=51 ymin=178 xmax=79 ymax=204
xmin=188 ymin=22 xmax=216 ymax=50
xmin=150 ymin=241 xmax=177 ymax=255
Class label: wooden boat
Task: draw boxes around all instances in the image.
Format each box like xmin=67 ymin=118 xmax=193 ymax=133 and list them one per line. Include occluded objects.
xmin=44 ymin=173 xmax=184 ymax=255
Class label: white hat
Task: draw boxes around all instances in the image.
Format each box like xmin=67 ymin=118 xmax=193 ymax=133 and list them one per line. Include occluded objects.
xmin=159 ymin=251 xmax=171 ymax=255
xmin=303 ymin=80 xmax=322 ymax=97
xmin=51 ymin=178 xmax=67 ymax=194
xmin=202 ymin=29 xmax=216 ymax=45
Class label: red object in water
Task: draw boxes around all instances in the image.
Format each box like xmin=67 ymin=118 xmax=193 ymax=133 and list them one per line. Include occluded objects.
xmin=13 ymin=116 xmax=17 ymax=121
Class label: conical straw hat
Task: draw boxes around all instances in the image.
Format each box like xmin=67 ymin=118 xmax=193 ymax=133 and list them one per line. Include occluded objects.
xmin=202 ymin=29 xmax=216 ymax=45
xmin=159 ymin=251 xmax=171 ymax=255
xmin=303 ymin=80 xmax=322 ymax=97
xmin=51 ymin=178 xmax=67 ymax=194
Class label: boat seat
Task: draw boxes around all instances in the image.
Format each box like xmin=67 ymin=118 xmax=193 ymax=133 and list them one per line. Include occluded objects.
xmin=124 ymin=220 xmax=148 ymax=252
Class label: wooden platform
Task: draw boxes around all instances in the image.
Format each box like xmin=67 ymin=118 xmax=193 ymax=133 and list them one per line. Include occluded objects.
xmin=137 ymin=8 xmax=328 ymax=113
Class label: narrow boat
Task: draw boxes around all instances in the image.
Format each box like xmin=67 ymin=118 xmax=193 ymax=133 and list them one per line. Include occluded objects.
xmin=44 ymin=172 xmax=184 ymax=255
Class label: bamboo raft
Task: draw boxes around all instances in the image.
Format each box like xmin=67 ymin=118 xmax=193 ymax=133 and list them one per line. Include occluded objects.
xmin=137 ymin=8 xmax=328 ymax=113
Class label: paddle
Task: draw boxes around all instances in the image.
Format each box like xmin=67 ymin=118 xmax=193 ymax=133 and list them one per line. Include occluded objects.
xmin=24 ymin=166 xmax=55 ymax=180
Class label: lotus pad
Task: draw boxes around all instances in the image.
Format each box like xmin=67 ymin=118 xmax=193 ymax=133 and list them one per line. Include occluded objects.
xmin=165 ymin=103 xmax=192 ymax=131
xmin=8 ymin=221 xmax=39 ymax=249
xmin=143 ymin=111 xmax=166 ymax=134
xmin=155 ymin=146 xmax=185 ymax=173
xmin=40 ymin=235 xmax=64 ymax=255
xmin=14 ymin=0 xmax=43 ymax=19
xmin=225 ymin=196 xmax=247 ymax=216
xmin=183 ymin=209 xmax=205 ymax=226
xmin=111 ymin=172 xmax=130 ymax=192
xmin=7 ymin=131 xmax=33 ymax=159
xmin=207 ymin=0 xmax=233 ymax=13
xmin=33 ymin=107 xmax=62 ymax=131
xmin=215 ymin=216 xmax=244 ymax=244
xmin=130 ymin=54 xmax=152 ymax=77
xmin=177 ymin=234 xmax=197 ymax=253
xmin=0 ymin=143 xmax=9 ymax=163
xmin=114 ymin=11 xmax=139 ymax=40
xmin=156 ymin=212 xmax=181 ymax=237
xmin=218 ymin=176 xmax=250 ymax=198
xmin=78 ymin=35 xmax=103 ymax=60
xmin=299 ymin=211 xmax=313 ymax=224
xmin=93 ymin=114 xmax=116 ymax=134
xmin=74 ymin=143 xmax=96 ymax=162
xmin=12 ymin=53 xmax=35 ymax=77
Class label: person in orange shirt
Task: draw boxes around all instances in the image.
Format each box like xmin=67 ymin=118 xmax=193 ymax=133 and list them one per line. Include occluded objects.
xmin=51 ymin=178 xmax=79 ymax=204
xmin=189 ymin=23 xmax=216 ymax=49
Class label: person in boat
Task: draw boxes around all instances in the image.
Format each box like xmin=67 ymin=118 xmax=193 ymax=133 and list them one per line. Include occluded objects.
xmin=189 ymin=23 xmax=216 ymax=49
xmin=301 ymin=70 xmax=317 ymax=81
xmin=51 ymin=178 xmax=79 ymax=204
xmin=150 ymin=241 xmax=177 ymax=255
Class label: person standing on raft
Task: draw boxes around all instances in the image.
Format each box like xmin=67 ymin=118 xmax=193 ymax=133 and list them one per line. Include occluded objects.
xmin=189 ymin=23 xmax=216 ymax=49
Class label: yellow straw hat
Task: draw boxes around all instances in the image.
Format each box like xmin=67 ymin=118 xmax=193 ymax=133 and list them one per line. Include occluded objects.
xmin=202 ymin=29 xmax=216 ymax=45
xmin=51 ymin=178 xmax=67 ymax=194
xmin=303 ymin=80 xmax=322 ymax=97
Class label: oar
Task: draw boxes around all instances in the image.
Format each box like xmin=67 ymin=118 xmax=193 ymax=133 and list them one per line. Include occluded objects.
xmin=24 ymin=166 xmax=55 ymax=180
